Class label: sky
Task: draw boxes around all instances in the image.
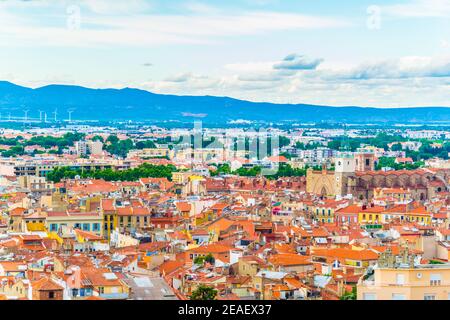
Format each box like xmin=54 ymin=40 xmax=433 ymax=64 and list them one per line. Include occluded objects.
xmin=0 ymin=0 xmax=450 ymax=107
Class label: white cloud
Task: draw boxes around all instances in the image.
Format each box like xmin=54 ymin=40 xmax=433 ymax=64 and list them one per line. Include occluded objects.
xmin=136 ymin=54 xmax=450 ymax=108
xmin=273 ymin=54 xmax=323 ymax=70
xmin=321 ymin=56 xmax=450 ymax=80
xmin=383 ymin=0 xmax=450 ymax=18
xmin=0 ymin=7 xmax=352 ymax=47
xmin=80 ymin=0 xmax=153 ymax=15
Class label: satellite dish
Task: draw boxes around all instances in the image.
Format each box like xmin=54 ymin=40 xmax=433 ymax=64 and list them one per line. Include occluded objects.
xmin=416 ymin=273 xmax=423 ymax=279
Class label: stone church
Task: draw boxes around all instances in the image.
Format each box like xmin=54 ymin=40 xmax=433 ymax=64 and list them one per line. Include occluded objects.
xmin=306 ymin=152 xmax=449 ymax=201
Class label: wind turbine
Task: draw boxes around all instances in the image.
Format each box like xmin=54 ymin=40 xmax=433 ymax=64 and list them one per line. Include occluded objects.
xmin=44 ymin=112 xmax=48 ymax=123
xmin=38 ymin=110 xmax=44 ymax=122
xmin=52 ymin=109 xmax=58 ymax=122
xmin=67 ymin=109 xmax=75 ymax=123
xmin=23 ymin=109 xmax=29 ymax=123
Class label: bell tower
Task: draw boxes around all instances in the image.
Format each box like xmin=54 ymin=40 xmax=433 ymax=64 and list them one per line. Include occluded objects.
xmin=335 ymin=153 xmax=356 ymax=196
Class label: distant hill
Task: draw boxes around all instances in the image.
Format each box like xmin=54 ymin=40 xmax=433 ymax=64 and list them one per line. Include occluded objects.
xmin=0 ymin=81 xmax=448 ymax=124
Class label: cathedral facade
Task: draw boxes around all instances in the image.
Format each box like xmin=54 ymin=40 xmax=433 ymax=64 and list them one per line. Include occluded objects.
xmin=306 ymin=153 xmax=449 ymax=201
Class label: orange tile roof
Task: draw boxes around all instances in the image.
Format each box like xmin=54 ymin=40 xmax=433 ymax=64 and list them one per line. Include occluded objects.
xmin=311 ymin=248 xmax=379 ymax=261
xmin=10 ymin=207 xmax=26 ymax=217
xmin=268 ymin=254 xmax=312 ymax=266
xmin=32 ymin=277 xmax=64 ymax=291
xmin=175 ymin=202 xmax=191 ymax=212
xmin=188 ymin=244 xmax=233 ymax=254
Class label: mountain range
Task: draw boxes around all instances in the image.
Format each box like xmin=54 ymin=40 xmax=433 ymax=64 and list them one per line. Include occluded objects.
xmin=0 ymin=81 xmax=449 ymax=124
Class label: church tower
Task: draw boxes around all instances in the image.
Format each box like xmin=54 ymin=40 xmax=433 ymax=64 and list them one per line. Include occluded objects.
xmin=334 ymin=153 xmax=356 ymax=196
xmin=355 ymin=152 xmax=375 ymax=172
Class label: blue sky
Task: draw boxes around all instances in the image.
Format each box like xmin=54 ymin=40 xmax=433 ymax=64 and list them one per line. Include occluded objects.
xmin=0 ymin=0 xmax=449 ymax=107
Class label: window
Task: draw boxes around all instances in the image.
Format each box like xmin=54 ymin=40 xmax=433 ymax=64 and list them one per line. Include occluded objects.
xmin=99 ymin=287 xmax=104 ymax=294
xmin=430 ymin=274 xmax=442 ymax=286
xmin=424 ymin=294 xmax=436 ymax=300
xmin=363 ymin=293 xmax=376 ymax=300
xmin=396 ymin=274 xmax=405 ymax=285
xmin=93 ymin=223 xmax=100 ymax=231
xmin=82 ymin=223 xmax=90 ymax=231
xmin=49 ymin=291 xmax=55 ymax=299
xmin=50 ymin=224 xmax=58 ymax=232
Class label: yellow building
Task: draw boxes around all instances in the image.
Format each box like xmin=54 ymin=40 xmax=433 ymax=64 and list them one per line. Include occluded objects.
xmin=46 ymin=211 xmax=104 ymax=237
xmin=101 ymin=199 xmax=117 ymax=240
xmin=358 ymin=248 xmax=450 ymax=300
xmin=358 ymin=206 xmax=385 ymax=225
xmin=23 ymin=211 xmax=47 ymax=232
xmin=128 ymin=147 xmax=174 ymax=159
xmin=374 ymin=187 xmax=412 ymax=202
xmin=311 ymin=200 xmax=348 ymax=224
xmin=382 ymin=204 xmax=432 ymax=226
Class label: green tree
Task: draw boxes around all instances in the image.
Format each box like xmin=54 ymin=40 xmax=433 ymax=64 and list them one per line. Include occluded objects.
xmin=204 ymin=254 xmax=215 ymax=265
xmin=193 ymin=256 xmax=205 ymax=265
xmin=340 ymin=286 xmax=357 ymax=300
xmin=47 ymin=163 xmax=178 ymax=183
xmin=92 ymin=135 xmax=104 ymax=143
xmin=190 ymin=285 xmax=218 ymax=300
xmin=390 ymin=143 xmax=402 ymax=151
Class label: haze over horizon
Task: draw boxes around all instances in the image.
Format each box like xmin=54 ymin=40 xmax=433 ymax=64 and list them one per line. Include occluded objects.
xmin=2 ymin=80 xmax=450 ymax=110
xmin=1 ymin=0 xmax=450 ymax=107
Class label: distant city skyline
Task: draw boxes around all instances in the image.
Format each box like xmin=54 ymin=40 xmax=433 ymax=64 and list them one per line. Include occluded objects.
xmin=1 ymin=0 xmax=450 ymax=107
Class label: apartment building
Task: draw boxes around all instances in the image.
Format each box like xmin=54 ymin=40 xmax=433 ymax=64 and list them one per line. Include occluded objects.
xmin=358 ymin=248 xmax=450 ymax=300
